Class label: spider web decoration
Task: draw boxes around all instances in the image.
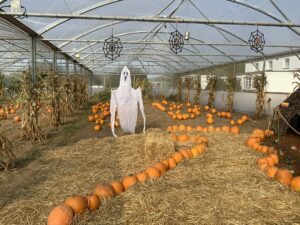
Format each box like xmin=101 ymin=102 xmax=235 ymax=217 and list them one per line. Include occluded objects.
xmin=248 ymin=29 xmax=265 ymax=53
xmin=103 ymin=35 xmax=123 ymax=61
xmin=169 ymin=30 xmax=184 ymax=54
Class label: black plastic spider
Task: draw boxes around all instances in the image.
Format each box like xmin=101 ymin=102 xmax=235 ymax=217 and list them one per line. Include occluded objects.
xmin=248 ymin=29 xmax=265 ymax=53
xmin=169 ymin=30 xmax=184 ymax=54
xmin=103 ymin=35 xmax=123 ymax=61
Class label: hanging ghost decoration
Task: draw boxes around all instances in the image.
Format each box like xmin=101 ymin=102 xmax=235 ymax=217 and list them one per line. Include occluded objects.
xmin=110 ymin=66 xmax=146 ymax=137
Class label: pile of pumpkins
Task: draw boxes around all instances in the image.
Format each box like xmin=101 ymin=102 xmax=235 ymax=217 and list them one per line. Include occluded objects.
xmin=0 ymin=103 xmax=21 ymax=122
xmin=47 ymin=134 xmax=209 ymax=225
xmin=167 ymin=124 xmax=240 ymax=135
xmin=246 ymin=128 xmax=300 ymax=193
xmin=87 ymin=102 xmax=120 ymax=132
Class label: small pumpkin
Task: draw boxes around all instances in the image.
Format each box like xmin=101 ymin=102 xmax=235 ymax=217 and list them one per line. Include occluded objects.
xmin=221 ymin=125 xmax=230 ymax=132
xmin=13 ymin=116 xmax=21 ymax=122
xmin=94 ymin=125 xmax=101 ymax=132
xmin=206 ymin=118 xmax=214 ymax=124
xmin=230 ymin=126 xmax=240 ymax=135
xmin=237 ymin=119 xmax=243 ymax=125
xmin=88 ymin=115 xmax=95 ymax=122
xmin=122 ymin=176 xmax=138 ymax=190
xmin=179 ymin=149 xmax=190 ymax=159
xmin=64 ymin=196 xmax=88 ymax=215
xmin=47 ymin=204 xmax=73 ymax=225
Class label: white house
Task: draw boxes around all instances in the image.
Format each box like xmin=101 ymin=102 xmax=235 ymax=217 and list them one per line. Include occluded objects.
xmin=244 ymin=54 xmax=300 ymax=93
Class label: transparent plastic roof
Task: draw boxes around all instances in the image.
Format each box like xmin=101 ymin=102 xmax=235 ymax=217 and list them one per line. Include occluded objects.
xmin=1 ymin=0 xmax=300 ymax=75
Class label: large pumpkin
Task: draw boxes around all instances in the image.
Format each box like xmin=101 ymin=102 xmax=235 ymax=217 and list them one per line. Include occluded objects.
xmin=93 ymin=184 xmax=115 ymax=199
xmin=110 ymin=181 xmax=125 ymax=194
xmin=122 ymin=176 xmax=138 ymax=190
xmin=86 ymin=195 xmax=101 ymax=210
xmin=274 ymin=169 xmax=293 ymax=185
xmin=290 ymin=176 xmax=300 ymax=192
xmin=64 ymin=196 xmax=88 ymax=215
xmin=47 ymin=204 xmax=73 ymax=225
xmin=145 ymin=167 xmax=161 ymax=178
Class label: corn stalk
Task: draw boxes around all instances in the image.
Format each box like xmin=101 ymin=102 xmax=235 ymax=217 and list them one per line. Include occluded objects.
xmin=207 ymin=75 xmax=217 ymax=107
xmin=193 ymin=76 xmax=201 ymax=104
xmin=225 ymin=74 xmax=236 ymax=112
xmin=0 ymin=126 xmax=15 ymax=170
xmin=48 ymin=73 xmax=63 ymax=127
xmin=176 ymin=79 xmax=182 ymax=102
xmin=21 ymin=72 xmax=46 ymax=141
xmin=184 ymin=77 xmax=191 ymax=103
xmin=253 ymin=72 xmax=267 ymax=120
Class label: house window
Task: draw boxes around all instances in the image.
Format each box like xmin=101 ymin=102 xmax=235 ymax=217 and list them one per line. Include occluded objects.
xmin=244 ymin=77 xmax=253 ymax=90
xmin=283 ymin=58 xmax=290 ymax=69
xmin=254 ymin=62 xmax=259 ymax=71
xmin=267 ymin=60 xmax=273 ymax=70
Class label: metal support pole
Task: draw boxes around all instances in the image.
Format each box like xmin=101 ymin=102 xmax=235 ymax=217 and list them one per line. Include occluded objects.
xmin=53 ymin=50 xmax=57 ymax=74
xmin=74 ymin=62 xmax=77 ymax=75
xmin=66 ymin=57 xmax=69 ymax=76
xmin=90 ymin=70 xmax=93 ymax=96
xmin=31 ymin=36 xmax=37 ymax=83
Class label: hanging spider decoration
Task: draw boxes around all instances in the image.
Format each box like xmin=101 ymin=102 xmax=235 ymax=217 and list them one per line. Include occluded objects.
xmin=169 ymin=30 xmax=184 ymax=54
xmin=248 ymin=28 xmax=265 ymax=53
xmin=103 ymin=35 xmax=123 ymax=61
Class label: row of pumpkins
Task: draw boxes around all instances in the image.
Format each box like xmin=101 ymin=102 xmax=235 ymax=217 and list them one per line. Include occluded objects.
xmin=167 ymin=124 xmax=241 ymax=135
xmin=0 ymin=104 xmax=22 ymax=122
xmin=47 ymin=134 xmax=209 ymax=225
xmin=87 ymin=102 xmax=120 ymax=132
xmin=246 ymin=129 xmax=300 ymax=192
xmin=152 ymin=100 xmax=249 ymax=126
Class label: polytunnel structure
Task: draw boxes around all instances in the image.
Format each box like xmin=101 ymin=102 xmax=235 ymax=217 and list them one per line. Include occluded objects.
xmin=0 ymin=0 xmax=300 ymax=77
xmin=0 ymin=1 xmax=300 ymax=225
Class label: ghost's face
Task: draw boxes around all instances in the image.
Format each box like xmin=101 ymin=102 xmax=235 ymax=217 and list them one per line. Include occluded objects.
xmin=120 ymin=66 xmax=132 ymax=86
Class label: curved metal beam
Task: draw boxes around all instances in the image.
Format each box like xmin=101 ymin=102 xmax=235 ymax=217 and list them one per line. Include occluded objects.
xmin=227 ymin=0 xmax=300 ymax=36
xmin=37 ymin=0 xmax=123 ymax=35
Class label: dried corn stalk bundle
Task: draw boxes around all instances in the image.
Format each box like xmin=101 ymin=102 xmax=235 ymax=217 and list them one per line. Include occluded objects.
xmin=253 ymin=73 xmax=267 ymax=120
xmin=61 ymin=77 xmax=75 ymax=117
xmin=0 ymin=127 xmax=15 ymax=170
xmin=193 ymin=76 xmax=201 ymax=104
xmin=207 ymin=75 xmax=217 ymax=107
xmin=48 ymin=73 xmax=63 ymax=127
xmin=176 ymin=79 xmax=182 ymax=102
xmin=0 ymin=73 xmax=5 ymax=99
xmin=184 ymin=77 xmax=191 ymax=103
xmin=21 ymin=72 xmax=46 ymax=141
xmin=292 ymin=73 xmax=300 ymax=91
xmin=225 ymin=74 xmax=236 ymax=112
xmin=73 ymin=76 xmax=88 ymax=109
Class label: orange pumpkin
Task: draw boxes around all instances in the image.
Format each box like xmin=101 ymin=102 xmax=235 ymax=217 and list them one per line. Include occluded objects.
xmin=207 ymin=126 xmax=215 ymax=133
xmin=269 ymin=153 xmax=279 ymax=165
xmin=168 ymin=158 xmax=177 ymax=169
xmin=179 ymin=149 xmax=190 ymax=159
xmin=290 ymin=176 xmax=300 ymax=192
xmin=177 ymin=134 xmax=189 ymax=142
xmin=178 ymin=124 xmax=186 ymax=131
xmin=94 ymin=125 xmax=101 ymax=132
xmin=211 ymin=108 xmax=217 ymax=114
xmin=47 ymin=204 xmax=73 ymax=225
xmin=191 ymin=148 xmax=199 ymax=157
xmin=186 ymin=126 xmax=193 ymax=131
xmin=162 ymin=159 xmax=169 ymax=168
xmin=215 ymin=127 xmax=221 ymax=132
xmin=110 ymin=181 xmax=125 ymax=194
xmin=221 ymin=125 xmax=230 ymax=132
xmin=153 ymin=162 xmax=168 ymax=174
xmin=86 ymin=195 xmax=101 ymax=210
xmin=172 ymin=152 xmax=184 ymax=163
xmin=274 ymin=169 xmax=293 ymax=185
xmin=230 ymin=126 xmax=240 ymax=134
xmin=258 ymin=163 xmax=269 ymax=171
xmin=93 ymin=184 xmax=115 ymax=200
xmin=190 ymin=113 xmax=196 ymax=119
xmin=176 ymin=114 xmax=183 ymax=120
xmin=241 ymin=115 xmax=249 ymax=121
xmin=135 ymin=172 xmax=148 ymax=182
xmin=64 ymin=196 xmax=88 ymax=215
xmin=88 ymin=115 xmax=95 ymax=122
xmin=237 ymin=119 xmax=243 ymax=125
xmin=266 ymin=167 xmax=278 ymax=178
xmin=145 ymin=167 xmax=161 ymax=178
xmin=221 ymin=112 xmax=226 ymax=117
xmin=206 ymin=118 xmax=214 ymax=124
xmin=230 ymin=120 xmax=235 ymax=125
xmin=13 ymin=116 xmax=21 ymax=122
xmin=195 ymin=125 xmax=203 ymax=131
xmin=122 ymin=176 xmax=138 ymax=190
